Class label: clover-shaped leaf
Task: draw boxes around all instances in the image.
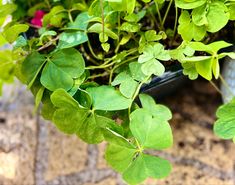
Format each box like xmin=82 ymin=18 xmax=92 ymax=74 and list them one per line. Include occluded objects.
xmin=130 ymin=94 xmax=173 ymax=150
xmin=123 ymin=153 xmax=172 ymax=185
xmin=178 ymin=10 xmax=206 ymax=41
xmin=214 ymin=98 xmax=235 ymax=141
xmin=51 ymin=89 xmax=122 ymax=143
xmin=22 ymin=48 xmax=85 ymax=91
xmin=105 ymin=94 xmax=173 ymax=184
xmin=41 ymin=48 xmax=85 ymax=91
xmin=138 ymin=43 xmax=170 ymax=76
xmin=112 ymin=71 xmax=139 ymax=98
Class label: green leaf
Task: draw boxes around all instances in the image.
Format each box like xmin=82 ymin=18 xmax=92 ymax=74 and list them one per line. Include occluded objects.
xmin=22 ymin=52 xmax=46 ymax=88
xmin=65 ymin=12 xmax=90 ymax=31
xmin=130 ymin=108 xmax=173 ymax=150
xmin=41 ymin=48 xmax=85 ymax=91
xmin=178 ymin=11 xmax=206 ymax=41
xmin=195 ymin=57 xmax=213 ymax=80
xmin=34 ymin=86 xmax=45 ymax=112
xmin=0 ymin=3 xmax=17 ymax=18
xmin=105 ymin=144 xmax=136 ymax=173
xmin=141 ymin=58 xmax=165 ymax=76
xmin=205 ymin=1 xmax=229 ymax=33
xmin=120 ymin=22 xmax=140 ymax=33
xmin=103 ymin=128 xmax=133 ymax=148
xmin=124 ymin=10 xmax=145 ymax=22
xmin=87 ymin=85 xmax=132 ymax=111
xmin=189 ymin=41 xmax=232 ymax=54
xmin=181 ymin=62 xmax=198 ymax=80
xmin=228 ymin=4 xmax=235 ymax=20
xmin=175 ymin=0 xmax=206 ymax=9
xmin=88 ymin=23 xmax=118 ymax=39
xmin=112 ymin=71 xmax=139 ymax=98
xmin=43 ymin=6 xmax=68 ymax=27
xmin=138 ymin=43 xmax=170 ymax=76
xmin=123 ymin=154 xmax=172 ymax=185
xmin=57 ymin=31 xmax=88 ymax=49
xmin=3 ymin=24 xmax=29 ymax=43
xmin=51 ymin=89 xmax=121 ymax=143
xmin=139 ymin=94 xmax=172 ymax=121
xmin=214 ymin=98 xmax=235 ymax=140
xmin=129 ymin=62 xmax=148 ymax=82
xmin=144 ymin=30 xmax=162 ymax=42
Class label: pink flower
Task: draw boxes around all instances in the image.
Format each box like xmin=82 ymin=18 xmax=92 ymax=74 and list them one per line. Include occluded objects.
xmin=31 ymin=10 xmax=45 ymax=28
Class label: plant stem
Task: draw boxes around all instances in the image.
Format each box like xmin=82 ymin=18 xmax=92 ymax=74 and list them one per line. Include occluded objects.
xmin=128 ymin=75 xmax=151 ymax=118
xmin=219 ymin=74 xmax=235 ymax=96
xmin=155 ymin=2 xmax=163 ymax=29
xmin=37 ymin=35 xmax=60 ymax=51
xmin=100 ymin=0 xmax=105 ymax=42
xmin=86 ymin=60 xmax=116 ymax=70
xmin=171 ymin=6 xmax=178 ymax=46
xmin=135 ymin=138 xmax=142 ymax=152
xmin=162 ymin=0 xmax=173 ymax=26
xmin=209 ymin=80 xmax=222 ymax=95
xmin=68 ymin=10 xmax=73 ymax=22
xmin=87 ymin=39 xmax=103 ymax=60
xmin=87 ymin=72 xmax=109 ymax=79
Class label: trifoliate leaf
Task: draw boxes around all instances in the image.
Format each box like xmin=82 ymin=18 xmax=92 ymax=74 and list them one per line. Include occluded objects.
xmin=123 ymin=154 xmax=172 ymax=185
xmin=181 ymin=62 xmax=198 ymax=80
xmin=51 ymin=89 xmax=122 ymax=143
xmin=178 ymin=11 xmax=206 ymax=41
xmin=112 ymin=71 xmax=139 ymax=98
xmin=41 ymin=48 xmax=85 ymax=91
xmin=130 ymin=108 xmax=173 ymax=150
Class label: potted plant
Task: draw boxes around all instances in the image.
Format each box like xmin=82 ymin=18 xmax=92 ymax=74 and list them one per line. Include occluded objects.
xmin=0 ymin=0 xmax=235 ymax=184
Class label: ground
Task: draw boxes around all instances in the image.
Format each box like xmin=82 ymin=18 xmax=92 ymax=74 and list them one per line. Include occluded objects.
xmin=0 ymin=79 xmax=234 ymax=185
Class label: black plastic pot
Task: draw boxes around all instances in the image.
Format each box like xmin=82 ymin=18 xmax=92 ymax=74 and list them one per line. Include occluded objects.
xmin=141 ymin=64 xmax=187 ymax=99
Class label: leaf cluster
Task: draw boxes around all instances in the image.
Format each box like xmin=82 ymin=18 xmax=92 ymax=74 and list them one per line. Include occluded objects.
xmin=0 ymin=0 xmax=235 ymax=184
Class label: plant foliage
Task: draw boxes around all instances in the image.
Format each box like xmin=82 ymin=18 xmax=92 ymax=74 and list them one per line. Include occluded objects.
xmin=0 ymin=0 xmax=235 ymax=184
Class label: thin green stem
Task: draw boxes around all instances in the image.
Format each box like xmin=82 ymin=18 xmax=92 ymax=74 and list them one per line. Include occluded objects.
xmin=171 ymin=6 xmax=178 ymax=46
xmin=87 ymin=39 xmax=103 ymax=60
xmin=155 ymin=2 xmax=163 ymax=29
xmin=162 ymin=0 xmax=173 ymax=26
xmin=68 ymin=11 xmax=74 ymax=22
xmin=219 ymin=74 xmax=235 ymax=96
xmin=87 ymin=72 xmax=109 ymax=80
xmin=149 ymin=9 xmax=161 ymax=31
xmin=127 ymin=75 xmax=151 ymax=119
xmin=209 ymin=80 xmax=222 ymax=95
xmin=86 ymin=60 xmax=116 ymax=70
xmin=135 ymin=138 xmax=143 ymax=152
xmin=100 ymin=0 xmax=105 ymax=42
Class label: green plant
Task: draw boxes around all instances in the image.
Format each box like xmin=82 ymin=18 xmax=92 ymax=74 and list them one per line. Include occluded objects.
xmin=0 ymin=0 xmax=235 ymax=184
